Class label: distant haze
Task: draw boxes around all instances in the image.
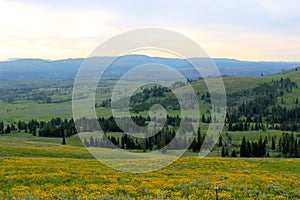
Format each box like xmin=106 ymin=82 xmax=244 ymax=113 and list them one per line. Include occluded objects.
xmin=0 ymin=55 xmax=299 ymax=80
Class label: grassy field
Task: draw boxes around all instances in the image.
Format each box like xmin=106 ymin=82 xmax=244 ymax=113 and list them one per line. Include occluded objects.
xmin=1 ymin=69 xmax=300 ymax=123
xmin=0 ymin=74 xmax=268 ymax=122
xmin=1 ymin=70 xmax=300 ymax=199
xmin=1 ymin=133 xmax=300 ymax=199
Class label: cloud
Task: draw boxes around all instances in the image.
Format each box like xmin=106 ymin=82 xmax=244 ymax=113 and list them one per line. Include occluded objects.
xmin=0 ymin=1 xmax=118 ymax=59
xmin=0 ymin=0 xmax=300 ymax=61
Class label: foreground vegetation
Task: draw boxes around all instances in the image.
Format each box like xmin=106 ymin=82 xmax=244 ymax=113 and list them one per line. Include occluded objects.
xmin=1 ymin=67 xmax=300 ymax=199
xmin=1 ymin=156 xmax=300 ymax=199
xmin=0 ymin=133 xmax=300 ymax=199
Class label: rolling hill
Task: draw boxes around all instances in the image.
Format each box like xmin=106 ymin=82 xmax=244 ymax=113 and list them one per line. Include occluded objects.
xmin=0 ymin=55 xmax=300 ymax=79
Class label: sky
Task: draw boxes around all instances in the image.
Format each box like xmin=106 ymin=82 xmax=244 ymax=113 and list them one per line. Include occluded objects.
xmin=0 ymin=0 xmax=300 ymax=61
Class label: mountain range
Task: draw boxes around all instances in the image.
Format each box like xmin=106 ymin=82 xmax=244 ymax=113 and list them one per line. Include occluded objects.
xmin=0 ymin=55 xmax=299 ymax=79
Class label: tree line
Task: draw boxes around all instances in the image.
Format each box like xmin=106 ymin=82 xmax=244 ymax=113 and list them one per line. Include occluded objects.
xmin=220 ymin=132 xmax=300 ymax=158
xmin=1 ymin=115 xmax=217 ymax=152
xmin=226 ymin=78 xmax=300 ymax=132
xmin=82 ymin=126 xmax=214 ymax=153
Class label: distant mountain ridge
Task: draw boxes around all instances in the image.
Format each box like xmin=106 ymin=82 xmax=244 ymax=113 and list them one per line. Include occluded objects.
xmin=0 ymin=55 xmax=299 ymax=79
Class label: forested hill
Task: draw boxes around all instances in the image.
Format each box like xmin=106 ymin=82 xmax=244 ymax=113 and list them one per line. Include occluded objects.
xmin=1 ymin=55 xmax=300 ymax=79
xmin=2 ymin=67 xmax=300 ymax=158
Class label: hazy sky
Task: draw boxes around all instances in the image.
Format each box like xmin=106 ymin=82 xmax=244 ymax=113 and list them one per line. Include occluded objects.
xmin=1 ymin=0 xmax=300 ymax=61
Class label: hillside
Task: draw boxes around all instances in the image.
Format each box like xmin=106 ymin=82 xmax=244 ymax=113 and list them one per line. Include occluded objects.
xmin=1 ymin=55 xmax=300 ymax=79
xmin=1 ymin=62 xmax=300 ymax=199
xmin=1 ymin=68 xmax=300 ymax=156
xmin=1 ymin=68 xmax=300 ymax=122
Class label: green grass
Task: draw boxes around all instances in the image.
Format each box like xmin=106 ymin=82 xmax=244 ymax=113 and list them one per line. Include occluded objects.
xmin=227 ymin=129 xmax=288 ymax=142
xmin=0 ymin=133 xmax=300 ymax=199
xmin=1 ymin=69 xmax=300 ymax=122
xmin=0 ymin=133 xmax=93 ymax=159
xmin=0 ymin=101 xmax=72 ymax=122
xmin=0 ymin=128 xmax=290 ymax=159
xmin=2 ymin=70 xmax=300 ymax=199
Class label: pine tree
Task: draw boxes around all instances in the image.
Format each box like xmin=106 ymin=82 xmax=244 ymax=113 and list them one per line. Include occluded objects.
xmin=225 ymin=148 xmax=229 ymax=157
xmin=258 ymin=136 xmax=264 ymax=157
xmin=228 ymin=121 xmax=233 ymax=131
xmin=62 ymin=135 xmax=66 ymax=145
xmin=84 ymin=138 xmax=89 ymax=147
xmin=231 ymin=150 xmax=237 ymax=157
xmin=218 ymin=135 xmax=223 ymax=147
xmin=201 ymin=114 xmax=206 ymax=123
xmin=32 ymin=126 xmax=36 ymax=136
xmin=221 ymin=146 xmax=226 ymax=157
xmin=297 ymin=139 xmax=300 ymax=158
xmin=0 ymin=121 xmax=4 ymax=134
xmin=190 ymin=138 xmax=198 ymax=152
xmin=5 ymin=125 xmax=11 ymax=134
xmin=271 ymin=136 xmax=276 ymax=150
xmin=240 ymin=136 xmax=251 ymax=157
xmin=196 ymin=127 xmax=202 ymax=151
xmin=90 ymin=136 xmax=95 ymax=147
xmin=206 ymin=115 xmax=211 ymax=123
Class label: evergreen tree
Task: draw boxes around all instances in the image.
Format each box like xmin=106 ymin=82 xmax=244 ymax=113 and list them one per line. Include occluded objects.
xmin=0 ymin=121 xmax=4 ymax=134
xmin=271 ymin=136 xmax=276 ymax=150
xmin=225 ymin=148 xmax=229 ymax=157
xmin=84 ymin=138 xmax=89 ymax=147
xmin=221 ymin=146 xmax=226 ymax=157
xmin=228 ymin=121 xmax=233 ymax=131
xmin=218 ymin=135 xmax=223 ymax=147
xmin=90 ymin=136 xmax=95 ymax=147
xmin=258 ymin=136 xmax=264 ymax=157
xmin=62 ymin=135 xmax=66 ymax=145
xmin=5 ymin=125 xmax=11 ymax=134
xmin=240 ymin=136 xmax=251 ymax=157
xmin=32 ymin=126 xmax=36 ymax=136
xmin=190 ymin=138 xmax=198 ymax=152
xmin=231 ymin=150 xmax=237 ymax=157
xmin=201 ymin=114 xmax=206 ymax=123
xmin=196 ymin=127 xmax=202 ymax=151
